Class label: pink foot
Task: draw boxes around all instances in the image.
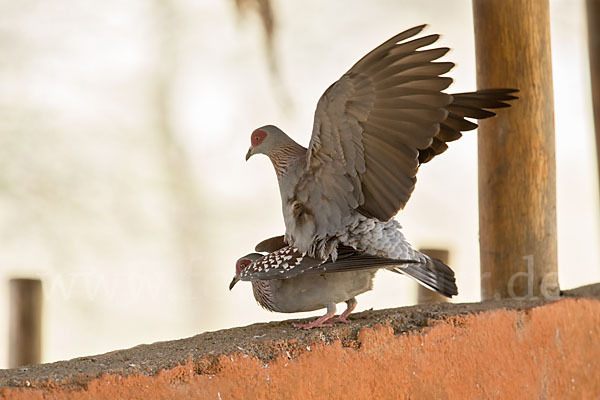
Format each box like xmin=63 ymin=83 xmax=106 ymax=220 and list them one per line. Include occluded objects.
xmin=327 ymin=299 xmax=357 ymax=325
xmin=293 ymin=311 xmax=335 ymax=329
xmin=327 ymin=315 xmax=351 ymax=324
xmin=293 ymin=321 xmax=333 ymax=329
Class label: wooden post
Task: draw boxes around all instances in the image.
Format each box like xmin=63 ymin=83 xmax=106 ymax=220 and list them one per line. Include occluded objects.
xmin=588 ymin=0 xmax=600 ymax=196
xmin=473 ymin=0 xmax=559 ymax=300
xmin=417 ymin=248 xmax=450 ymax=304
xmin=9 ymin=279 xmax=43 ymax=368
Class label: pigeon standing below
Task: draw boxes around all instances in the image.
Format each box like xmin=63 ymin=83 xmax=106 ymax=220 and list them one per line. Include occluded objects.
xmin=245 ymin=25 xmax=517 ymax=268
xmin=230 ymin=236 xmax=456 ymax=329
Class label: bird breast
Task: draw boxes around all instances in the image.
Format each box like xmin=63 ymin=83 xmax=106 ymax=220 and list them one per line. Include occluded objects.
xmin=254 ymin=270 xmax=376 ymax=314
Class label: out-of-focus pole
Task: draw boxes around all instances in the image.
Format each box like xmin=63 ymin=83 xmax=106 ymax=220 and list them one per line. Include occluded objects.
xmin=473 ymin=0 xmax=559 ymax=300
xmin=9 ymin=279 xmax=43 ymax=367
xmin=587 ymin=0 xmax=600 ymax=199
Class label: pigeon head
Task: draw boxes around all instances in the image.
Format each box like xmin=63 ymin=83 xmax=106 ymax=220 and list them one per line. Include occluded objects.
xmin=245 ymin=125 xmax=290 ymax=161
xmin=229 ymin=253 xmax=263 ymax=290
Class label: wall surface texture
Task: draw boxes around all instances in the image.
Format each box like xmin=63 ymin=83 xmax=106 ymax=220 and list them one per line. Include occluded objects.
xmin=1 ymin=284 xmax=599 ymax=399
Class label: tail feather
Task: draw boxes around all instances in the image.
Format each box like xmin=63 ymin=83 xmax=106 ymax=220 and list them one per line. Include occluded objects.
xmin=391 ymin=256 xmax=458 ymax=298
xmin=418 ymin=88 xmax=518 ymax=163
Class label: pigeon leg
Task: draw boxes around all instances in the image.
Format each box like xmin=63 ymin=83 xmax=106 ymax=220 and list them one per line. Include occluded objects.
xmin=329 ymin=298 xmax=357 ymax=324
xmin=293 ymin=303 xmax=336 ymax=329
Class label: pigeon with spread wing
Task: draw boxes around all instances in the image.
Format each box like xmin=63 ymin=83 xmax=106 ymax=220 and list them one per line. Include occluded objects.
xmin=245 ymin=25 xmax=516 ymax=279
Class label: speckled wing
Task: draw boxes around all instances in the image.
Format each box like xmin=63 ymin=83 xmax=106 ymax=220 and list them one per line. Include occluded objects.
xmin=240 ymin=244 xmax=418 ymax=281
xmin=296 ymin=24 xmax=454 ymax=231
xmin=239 ymin=246 xmax=322 ymax=281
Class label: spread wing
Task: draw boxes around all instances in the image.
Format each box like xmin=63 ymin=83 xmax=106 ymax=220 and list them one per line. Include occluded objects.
xmin=418 ymin=89 xmax=518 ymax=163
xmin=295 ymin=24 xmax=455 ymax=234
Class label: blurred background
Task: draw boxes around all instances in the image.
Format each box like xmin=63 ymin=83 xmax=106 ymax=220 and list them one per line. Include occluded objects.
xmin=1 ymin=0 xmax=598 ymax=368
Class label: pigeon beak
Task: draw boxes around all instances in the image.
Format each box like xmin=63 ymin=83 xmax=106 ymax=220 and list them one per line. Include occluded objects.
xmin=229 ymin=275 xmax=240 ymax=290
xmin=245 ymin=147 xmax=254 ymax=161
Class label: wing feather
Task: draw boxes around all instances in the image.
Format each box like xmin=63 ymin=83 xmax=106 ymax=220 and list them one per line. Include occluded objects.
xmin=287 ymin=25 xmax=517 ymax=248
xmin=417 ymin=88 xmax=519 ymax=163
xmin=255 ymin=236 xmax=287 ymax=253
xmin=299 ymin=25 xmax=451 ymax=229
xmin=241 ymin=245 xmax=419 ymax=281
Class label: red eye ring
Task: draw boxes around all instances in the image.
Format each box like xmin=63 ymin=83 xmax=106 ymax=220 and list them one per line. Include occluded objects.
xmin=251 ymin=129 xmax=267 ymax=145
